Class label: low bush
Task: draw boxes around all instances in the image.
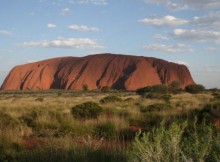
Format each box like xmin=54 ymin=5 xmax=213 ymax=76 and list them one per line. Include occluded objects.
xmin=35 ymin=97 xmax=44 ymax=102
xmin=136 ymin=85 xmax=168 ymax=95
xmin=128 ymin=120 xmax=220 ymax=162
xmin=129 ymin=114 xmax=163 ymax=130
xmin=71 ymin=102 xmax=103 ymax=120
xmin=101 ymin=86 xmax=110 ymax=93
xmin=123 ymin=98 xmax=135 ymax=103
xmin=82 ymin=84 xmax=89 ymax=91
xmin=141 ymin=93 xmax=161 ymax=99
xmin=203 ymin=102 xmax=220 ymax=120
xmin=160 ymin=94 xmax=172 ymax=103
xmin=19 ymin=111 xmax=38 ymax=128
xmin=140 ymin=103 xmax=172 ymax=113
xmin=103 ymin=107 xmax=117 ymax=118
xmin=185 ymin=84 xmax=205 ymax=94
xmin=0 ymin=112 xmax=18 ymax=129
xmin=169 ymin=81 xmax=181 ymax=93
xmin=95 ymin=121 xmax=117 ymax=140
xmin=212 ymin=93 xmax=220 ymax=101
xmin=100 ymin=96 xmax=122 ymax=104
xmin=119 ymin=128 xmax=136 ymax=141
xmin=204 ymin=102 xmax=220 ymax=111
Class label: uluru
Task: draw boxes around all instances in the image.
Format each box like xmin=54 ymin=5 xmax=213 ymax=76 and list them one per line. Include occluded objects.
xmin=1 ymin=53 xmax=194 ymax=90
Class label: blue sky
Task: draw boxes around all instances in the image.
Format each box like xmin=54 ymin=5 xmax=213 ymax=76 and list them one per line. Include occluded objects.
xmin=0 ymin=0 xmax=220 ymax=88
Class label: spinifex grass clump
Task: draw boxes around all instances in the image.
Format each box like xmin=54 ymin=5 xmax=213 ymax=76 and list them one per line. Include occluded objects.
xmin=19 ymin=111 xmax=38 ymax=128
xmin=140 ymin=103 xmax=172 ymax=113
xmin=100 ymin=95 xmax=122 ymax=104
xmin=71 ymin=102 xmax=103 ymax=120
xmin=0 ymin=111 xmax=18 ymax=130
xmin=95 ymin=121 xmax=117 ymax=140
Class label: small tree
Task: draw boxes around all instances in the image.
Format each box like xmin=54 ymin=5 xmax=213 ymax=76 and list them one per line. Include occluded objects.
xmin=82 ymin=84 xmax=89 ymax=91
xmin=185 ymin=84 xmax=205 ymax=94
xmin=101 ymin=86 xmax=110 ymax=93
xmin=71 ymin=102 xmax=103 ymax=120
xmin=136 ymin=84 xmax=168 ymax=95
xmin=169 ymin=81 xmax=181 ymax=93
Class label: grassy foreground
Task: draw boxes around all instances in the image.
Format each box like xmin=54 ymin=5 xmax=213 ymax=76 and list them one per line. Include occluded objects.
xmin=0 ymin=90 xmax=219 ymax=162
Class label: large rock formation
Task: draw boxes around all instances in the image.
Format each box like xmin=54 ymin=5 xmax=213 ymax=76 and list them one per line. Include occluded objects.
xmin=1 ymin=53 xmax=195 ymax=90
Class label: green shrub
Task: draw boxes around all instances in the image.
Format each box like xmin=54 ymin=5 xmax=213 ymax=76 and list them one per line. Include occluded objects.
xmin=0 ymin=112 xmax=18 ymax=129
xmin=185 ymin=84 xmax=205 ymax=94
xmin=203 ymin=102 xmax=220 ymax=118
xmin=100 ymin=96 xmax=122 ymax=104
xmin=103 ymin=107 xmax=116 ymax=117
xmin=101 ymin=86 xmax=110 ymax=93
xmin=0 ymin=144 xmax=15 ymax=162
xmin=71 ymin=102 xmax=103 ymax=120
xmin=136 ymin=85 xmax=168 ymax=95
xmin=128 ymin=122 xmax=187 ymax=162
xmin=141 ymin=93 xmax=171 ymax=103
xmin=181 ymin=120 xmax=220 ymax=162
xmin=128 ymin=120 xmax=220 ymax=162
xmin=119 ymin=128 xmax=136 ymax=141
xmin=141 ymin=93 xmax=161 ymax=99
xmin=169 ymin=81 xmax=181 ymax=93
xmin=160 ymin=94 xmax=172 ymax=103
xmin=204 ymin=102 xmax=220 ymax=111
xmin=95 ymin=121 xmax=117 ymax=140
xmin=83 ymin=84 xmax=89 ymax=91
xmin=140 ymin=103 xmax=172 ymax=113
xmin=123 ymin=97 xmax=135 ymax=103
xmin=212 ymin=93 xmax=220 ymax=101
xmin=35 ymin=97 xmax=44 ymax=102
xmin=129 ymin=114 xmax=163 ymax=130
xmin=19 ymin=111 xmax=38 ymax=128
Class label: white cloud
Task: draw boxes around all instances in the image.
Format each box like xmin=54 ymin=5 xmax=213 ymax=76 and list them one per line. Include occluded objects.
xmin=41 ymin=0 xmax=107 ymax=5
xmin=144 ymin=43 xmax=193 ymax=53
xmin=47 ymin=23 xmax=57 ymax=28
xmin=0 ymin=30 xmax=12 ymax=36
xmin=144 ymin=0 xmax=220 ymax=10
xmin=192 ymin=12 xmax=220 ymax=30
xmin=172 ymin=28 xmax=220 ymax=42
xmin=175 ymin=60 xmax=188 ymax=66
xmin=154 ymin=34 xmax=168 ymax=40
xmin=182 ymin=0 xmax=220 ymax=9
xmin=139 ymin=15 xmax=188 ymax=27
xmin=69 ymin=25 xmax=99 ymax=31
xmin=23 ymin=38 xmax=103 ymax=49
xmin=167 ymin=2 xmax=189 ymax=11
xmin=61 ymin=8 xmax=71 ymax=15
xmin=26 ymin=60 xmax=35 ymax=63
xmin=74 ymin=0 xmax=107 ymax=5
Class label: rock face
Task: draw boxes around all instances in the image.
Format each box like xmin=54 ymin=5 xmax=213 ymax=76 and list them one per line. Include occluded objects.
xmin=1 ymin=53 xmax=195 ymax=90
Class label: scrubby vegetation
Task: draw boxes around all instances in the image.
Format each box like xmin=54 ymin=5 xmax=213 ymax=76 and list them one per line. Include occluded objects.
xmin=0 ymin=89 xmax=219 ymax=161
xmin=128 ymin=120 xmax=220 ymax=162
xmin=71 ymin=102 xmax=103 ymax=120
xmin=185 ymin=84 xmax=205 ymax=94
xmin=136 ymin=84 xmax=168 ymax=95
xmin=100 ymin=95 xmax=122 ymax=104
